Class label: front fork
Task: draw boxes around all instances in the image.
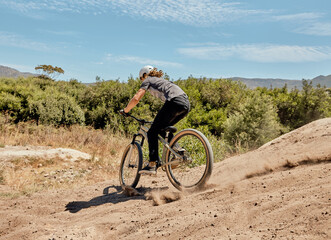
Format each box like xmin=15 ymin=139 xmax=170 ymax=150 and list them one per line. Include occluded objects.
xmin=126 ymin=134 xmax=145 ymax=168
xmin=131 ymin=133 xmax=145 ymax=147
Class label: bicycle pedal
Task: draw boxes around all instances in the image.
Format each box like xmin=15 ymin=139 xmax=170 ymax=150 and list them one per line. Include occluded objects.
xmin=171 ymin=163 xmax=179 ymax=169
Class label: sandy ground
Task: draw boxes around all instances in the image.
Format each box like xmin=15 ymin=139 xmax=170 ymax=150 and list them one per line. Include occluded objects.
xmin=0 ymin=118 xmax=330 ymax=240
xmin=0 ymin=146 xmax=92 ymax=162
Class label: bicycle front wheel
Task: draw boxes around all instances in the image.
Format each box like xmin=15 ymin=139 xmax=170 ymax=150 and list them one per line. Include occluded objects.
xmin=165 ymin=129 xmax=213 ymax=191
xmin=119 ymin=142 xmax=143 ymax=189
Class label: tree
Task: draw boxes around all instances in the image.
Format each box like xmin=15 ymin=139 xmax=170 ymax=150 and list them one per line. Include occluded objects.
xmin=35 ymin=65 xmax=64 ymax=80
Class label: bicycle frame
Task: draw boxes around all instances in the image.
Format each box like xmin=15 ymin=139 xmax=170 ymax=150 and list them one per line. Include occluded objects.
xmin=120 ymin=112 xmax=213 ymax=190
xmin=130 ymin=120 xmax=182 ymax=167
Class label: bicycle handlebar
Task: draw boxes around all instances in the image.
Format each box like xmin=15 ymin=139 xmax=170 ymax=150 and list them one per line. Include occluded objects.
xmin=119 ymin=111 xmax=153 ymax=125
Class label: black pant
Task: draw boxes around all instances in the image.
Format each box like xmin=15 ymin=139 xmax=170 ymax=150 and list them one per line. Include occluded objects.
xmin=147 ymin=95 xmax=190 ymax=162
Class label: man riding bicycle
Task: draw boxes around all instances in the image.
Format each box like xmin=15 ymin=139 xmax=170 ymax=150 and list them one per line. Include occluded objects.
xmin=120 ymin=66 xmax=190 ymax=175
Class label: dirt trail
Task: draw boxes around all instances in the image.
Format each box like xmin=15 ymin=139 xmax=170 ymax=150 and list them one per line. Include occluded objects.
xmin=0 ymin=118 xmax=330 ymax=240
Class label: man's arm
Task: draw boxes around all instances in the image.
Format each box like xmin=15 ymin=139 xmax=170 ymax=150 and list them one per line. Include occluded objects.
xmin=124 ymin=88 xmax=146 ymax=113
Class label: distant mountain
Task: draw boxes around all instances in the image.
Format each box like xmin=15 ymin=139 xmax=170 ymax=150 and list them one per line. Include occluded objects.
xmin=311 ymin=75 xmax=331 ymax=87
xmin=230 ymin=75 xmax=331 ymax=90
xmin=0 ymin=65 xmax=36 ymax=78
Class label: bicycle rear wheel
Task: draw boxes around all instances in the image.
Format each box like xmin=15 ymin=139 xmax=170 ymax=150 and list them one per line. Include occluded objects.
xmin=119 ymin=142 xmax=143 ymax=189
xmin=165 ymin=129 xmax=213 ymax=191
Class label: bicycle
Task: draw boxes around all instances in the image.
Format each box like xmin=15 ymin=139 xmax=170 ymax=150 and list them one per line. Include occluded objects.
xmin=119 ymin=112 xmax=213 ymax=191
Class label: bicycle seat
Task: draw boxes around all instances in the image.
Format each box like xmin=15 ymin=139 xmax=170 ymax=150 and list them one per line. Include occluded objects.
xmin=162 ymin=126 xmax=177 ymax=133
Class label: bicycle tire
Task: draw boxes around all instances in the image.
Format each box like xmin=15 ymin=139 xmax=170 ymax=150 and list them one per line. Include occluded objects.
xmin=119 ymin=141 xmax=143 ymax=189
xmin=165 ymin=129 xmax=213 ymax=191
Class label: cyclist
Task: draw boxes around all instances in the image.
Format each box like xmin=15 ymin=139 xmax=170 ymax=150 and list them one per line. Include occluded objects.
xmin=121 ymin=65 xmax=190 ymax=174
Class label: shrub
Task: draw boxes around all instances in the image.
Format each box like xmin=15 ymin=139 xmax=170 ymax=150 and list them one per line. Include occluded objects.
xmin=29 ymin=89 xmax=85 ymax=126
xmin=223 ymin=91 xmax=283 ymax=150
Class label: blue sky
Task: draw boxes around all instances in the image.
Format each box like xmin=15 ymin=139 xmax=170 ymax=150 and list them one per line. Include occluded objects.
xmin=0 ymin=0 xmax=330 ymax=83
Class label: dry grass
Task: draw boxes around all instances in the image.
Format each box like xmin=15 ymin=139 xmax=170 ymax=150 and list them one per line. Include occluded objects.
xmin=0 ymin=115 xmax=131 ymax=197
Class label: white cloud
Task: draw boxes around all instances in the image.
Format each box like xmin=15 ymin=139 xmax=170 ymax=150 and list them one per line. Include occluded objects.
xmin=106 ymin=54 xmax=182 ymax=68
xmin=111 ymin=0 xmax=260 ymax=26
xmin=0 ymin=31 xmax=50 ymax=51
xmin=273 ymin=12 xmax=322 ymax=21
xmin=272 ymin=12 xmax=331 ymax=36
xmin=40 ymin=30 xmax=79 ymax=37
xmin=295 ymin=22 xmax=331 ymax=36
xmin=177 ymin=44 xmax=331 ymax=63
xmin=0 ymin=0 xmax=265 ymax=26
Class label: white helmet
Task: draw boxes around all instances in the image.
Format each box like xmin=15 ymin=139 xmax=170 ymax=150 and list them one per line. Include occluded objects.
xmin=139 ymin=65 xmax=154 ymax=79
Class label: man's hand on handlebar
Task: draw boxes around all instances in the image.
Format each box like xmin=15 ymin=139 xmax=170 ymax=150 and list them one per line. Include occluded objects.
xmin=119 ymin=109 xmax=129 ymax=117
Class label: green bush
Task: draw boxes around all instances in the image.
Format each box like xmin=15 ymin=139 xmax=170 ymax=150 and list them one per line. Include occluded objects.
xmin=177 ymin=78 xmax=247 ymax=137
xmin=223 ymin=91 xmax=283 ymax=150
xmin=29 ymin=89 xmax=85 ymax=126
xmin=298 ymin=80 xmax=331 ymax=126
xmin=258 ymin=80 xmax=331 ymax=130
xmin=0 ymin=92 xmax=21 ymax=115
xmin=1 ymin=75 xmax=330 ymax=156
xmin=0 ymin=77 xmax=85 ymax=126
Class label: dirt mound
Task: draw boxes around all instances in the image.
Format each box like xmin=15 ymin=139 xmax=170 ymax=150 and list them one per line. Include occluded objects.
xmin=0 ymin=118 xmax=330 ymax=240
xmin=210 ymin=117 xmax=331 ymax=187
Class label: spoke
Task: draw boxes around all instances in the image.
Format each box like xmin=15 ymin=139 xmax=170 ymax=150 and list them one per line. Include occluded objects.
xmin=167 ymin=132 xmax=209 ymax=188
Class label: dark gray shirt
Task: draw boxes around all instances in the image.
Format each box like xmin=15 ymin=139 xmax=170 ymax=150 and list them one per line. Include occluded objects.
xmin=140 ymin=76 xmax=186 ymax=102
